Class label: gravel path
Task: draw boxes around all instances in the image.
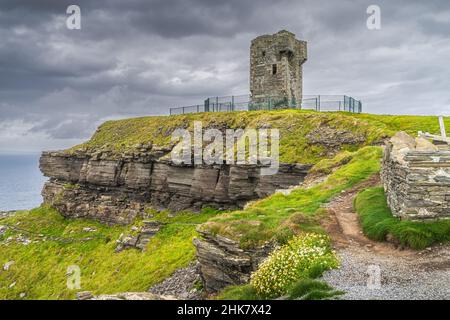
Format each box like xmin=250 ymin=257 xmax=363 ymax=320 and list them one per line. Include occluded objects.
xmin=148 ymin=263 xmax=203 ymax=300
xmin=323 ymin=246 xmax=450 ymax=300
xmin=321 ymin=177 xmax=450 ymax=300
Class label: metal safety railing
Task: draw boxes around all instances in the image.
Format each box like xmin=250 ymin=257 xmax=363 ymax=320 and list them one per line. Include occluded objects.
xmin=169 ymin=94 xmax=362 ymax=115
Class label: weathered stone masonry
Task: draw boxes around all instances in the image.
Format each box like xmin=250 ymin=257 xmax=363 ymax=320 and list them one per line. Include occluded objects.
xmin=250 ymin=30 xmax=307 ymax=106
xmin=382 ymin=132 xmax=450 ymax=220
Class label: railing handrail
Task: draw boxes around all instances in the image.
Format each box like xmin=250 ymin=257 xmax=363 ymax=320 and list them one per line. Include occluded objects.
xmin=169 ymin=94 xmax=362 ymax=115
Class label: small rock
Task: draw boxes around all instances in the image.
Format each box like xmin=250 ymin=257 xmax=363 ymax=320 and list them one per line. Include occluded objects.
xmin=0 ymin=225 xmax=7 ymax=235
xmin=9 ymin=282 xmax=16 ymax=289
xmin=3 ymin=260 xmax=15 ymax=271
xmin=76 ymin=291 xmax=94 ymax=300
xmin=19 ymin=293 xmax=26 ymax=298
xmin=82 ymin=227 xmax=97 ymax=232
xmin=115 ymin=236 xmax=139 ymax=252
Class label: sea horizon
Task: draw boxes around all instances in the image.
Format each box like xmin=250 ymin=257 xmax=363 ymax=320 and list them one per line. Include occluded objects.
xmin=0 ymin=153 xmax=47 ymax=211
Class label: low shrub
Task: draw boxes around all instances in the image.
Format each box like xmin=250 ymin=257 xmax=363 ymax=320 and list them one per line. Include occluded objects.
xmin=250 ymin=233 xmax=338 ymax=298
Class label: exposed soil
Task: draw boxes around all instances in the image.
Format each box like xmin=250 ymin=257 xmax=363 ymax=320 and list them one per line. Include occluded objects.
xmin=321 ymin=175 xmax=450 ymax=300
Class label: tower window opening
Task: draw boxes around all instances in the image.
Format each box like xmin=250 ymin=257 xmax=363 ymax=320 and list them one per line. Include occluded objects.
xmin=272 ymin=64 xmax=277 ymax=75
xmin=262 ymin=51 xmax=266 ymax=57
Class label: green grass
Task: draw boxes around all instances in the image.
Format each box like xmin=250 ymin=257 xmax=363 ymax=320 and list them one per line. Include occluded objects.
xmin=216 ymin=279 xmax=343 ymax=300
xmin=355 ymin=187 xmax=450 ymax=249
xmin=216 ymin=284 xmax=262 ymax=300
xmin=0 ymin=206 xmax=220 ymax=300
xmin=353 ymin=113 xmax=450 ymax=137
xmin=66 ymin=110 xmax=448 ymax=165
xmin=286 ymin=279 xmax=344 ymax=300
xmin=200 ymin=146 xmax=383 ymax=249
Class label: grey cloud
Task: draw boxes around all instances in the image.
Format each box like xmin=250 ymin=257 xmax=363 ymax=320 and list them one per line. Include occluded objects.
xmin=0 ymin=0 xmax=449 ymax=153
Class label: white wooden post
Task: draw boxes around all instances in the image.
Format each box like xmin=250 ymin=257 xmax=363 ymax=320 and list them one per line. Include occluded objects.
xmin=439 ymin=116 xmax=446 ymax=139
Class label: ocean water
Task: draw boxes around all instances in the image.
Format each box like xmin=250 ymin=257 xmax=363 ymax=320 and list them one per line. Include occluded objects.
xmin=0 ymin=154 xmax=47 ymax=211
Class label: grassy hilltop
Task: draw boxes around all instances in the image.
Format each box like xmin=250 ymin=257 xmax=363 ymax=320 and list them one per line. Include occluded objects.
xmin=68 ymin=110 xmax=449 ymax=164
xmin=1 ymin=110 xmax=449 ymax=300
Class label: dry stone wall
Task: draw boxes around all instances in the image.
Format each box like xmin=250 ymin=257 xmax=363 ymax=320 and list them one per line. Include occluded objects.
xmin=382 ymin=132 xmax=450 ymax=220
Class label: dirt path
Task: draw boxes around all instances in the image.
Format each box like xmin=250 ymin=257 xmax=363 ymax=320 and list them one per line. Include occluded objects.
xmin=321 ymin=176 xmax=450 ymax=300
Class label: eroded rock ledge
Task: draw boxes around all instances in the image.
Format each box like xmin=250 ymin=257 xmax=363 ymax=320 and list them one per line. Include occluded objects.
xmin=193 ymin=230 xmax=274 ymax=292
xmin=40 ymin=149 xmax=311 ymax=224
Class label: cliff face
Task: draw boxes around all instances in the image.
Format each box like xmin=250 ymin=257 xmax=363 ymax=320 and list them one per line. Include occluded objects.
xmin=40 ymin=149 xmax=311 ymax=224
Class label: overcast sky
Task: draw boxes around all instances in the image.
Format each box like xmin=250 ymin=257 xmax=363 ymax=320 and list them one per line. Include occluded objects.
xmin=0 ymin=0 xmax=449 ymax=153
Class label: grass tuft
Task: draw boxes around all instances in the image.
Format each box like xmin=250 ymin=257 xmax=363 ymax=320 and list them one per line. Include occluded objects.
xmin=215 ymin=284 xmax=261 ymax=300
xmin=287 ymin=278 xmax=344 ymax=300
xmin=216 ymin=279 xmax=344 ymax=300
xmin=354 ymin=187 xmax=450 ymax=249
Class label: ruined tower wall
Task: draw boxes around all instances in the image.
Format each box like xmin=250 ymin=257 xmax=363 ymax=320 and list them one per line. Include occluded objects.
xmin=250 ymin=30 xmax=307 ymax=106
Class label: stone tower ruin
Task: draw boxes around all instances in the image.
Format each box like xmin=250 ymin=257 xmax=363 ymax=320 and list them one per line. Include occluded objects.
xmin=250 ymin=30 xmax=307 ymax=107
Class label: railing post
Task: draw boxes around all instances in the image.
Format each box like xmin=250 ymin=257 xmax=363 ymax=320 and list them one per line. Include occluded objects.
xmin=439 ymin=116 xmax=447 ymax=139
xmin=318 ymin=95 xmax=321 ymax=111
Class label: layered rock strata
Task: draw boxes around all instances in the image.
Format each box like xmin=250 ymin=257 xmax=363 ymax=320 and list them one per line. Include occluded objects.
xmin=193 ymin=230 xmax=274 ymax=292
xmin=40 ymin=150 xmax=311 ymax=224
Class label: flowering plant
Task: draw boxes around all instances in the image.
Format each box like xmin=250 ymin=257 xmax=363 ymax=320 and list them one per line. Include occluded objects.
xmin=250 ymin=233 xmax=339 ymax=298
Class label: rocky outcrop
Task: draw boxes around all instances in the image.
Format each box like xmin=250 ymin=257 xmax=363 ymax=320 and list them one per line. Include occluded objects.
xmin=382 ymin=132 xmax=450 ymax=220
xmin=77 ymin=291 xmax=177 ymax=300
xmin=306 ymin=126 xmax=367 ymax=154
xmin=40 ymin=149 xmax=311 ymax=224
xmin=0 ymin=211 xmax=17 ymax=219
xmin=115 ymin=220 xmax=163 ymax=252
xmin=193 ymin=230 xmax=274 ymax=292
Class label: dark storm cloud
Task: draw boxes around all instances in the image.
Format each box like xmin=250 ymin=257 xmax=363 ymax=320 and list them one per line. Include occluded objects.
xmin=0 ymin=0 xmax=449 ymax=153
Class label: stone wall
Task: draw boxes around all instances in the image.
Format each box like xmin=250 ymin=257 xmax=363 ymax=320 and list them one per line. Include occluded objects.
xmin=250 ymin=30 xmax=307 ymax=106
xmin=40 ymin=150 xmax=311 ymax=224
xmin=381 ymin=132 xmax=450 ymax=220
